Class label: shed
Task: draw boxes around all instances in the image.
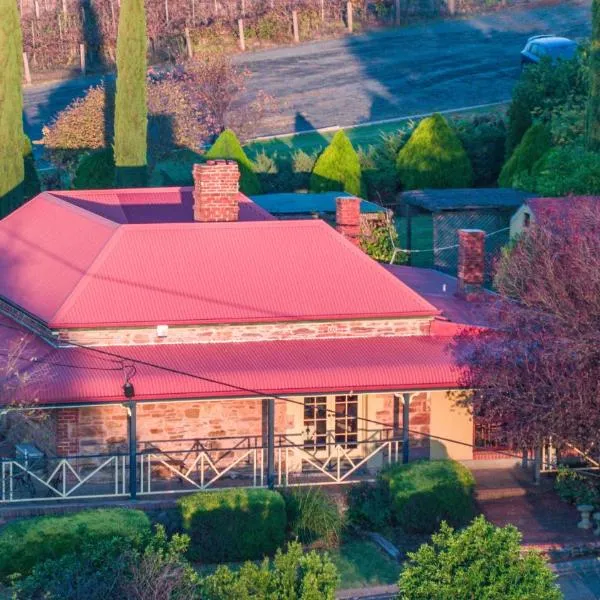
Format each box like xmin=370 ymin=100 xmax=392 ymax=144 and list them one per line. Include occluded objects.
xmin=398 ymin=188 xmax=534 ymax=273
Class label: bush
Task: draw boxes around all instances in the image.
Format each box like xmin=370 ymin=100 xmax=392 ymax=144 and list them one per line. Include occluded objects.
xmin=200 ymin=541 xmax=339 ymax=600
xmin=346 ymin=480 xmax=392 ymax=531
xmin=452 ymin=114 xmax=507 ymax=186
xmin=0 ymin=508 xmax=151 ymax=581
xmin=177 ymin=488 xmax=287 ymax=563
xmin=396 ymin=113 xmax=473 ymax=190
xmin=282 ymin=487 xmax=342 ymax=547
xmin=73 ymin=147 xmax=116 ymax=189
xmin=398 ymin=516 xmax=561 ymax=600
xmin=381 ymin=460 xmax=475 ymax=534
xmin=516 ymin=144 xmax=600 ymax=196
xmin=205 ymin=129 xmax=261 ymax=195
xmin=498 ymin=123 xmax=552 ymax=188
xmin=554 ymin=467 xmax=599 ymax=506
xmin=149 ymin=148 xmax=204 ymax=186
xmin=310 ymin=130 xmax=364 ymax=196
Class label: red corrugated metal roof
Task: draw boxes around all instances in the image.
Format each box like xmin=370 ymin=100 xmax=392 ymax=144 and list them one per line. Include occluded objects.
xmin=0 ymin=193 xmax=438 ymax=328
xmin=0 ymin=316 xmax=460 ymax=404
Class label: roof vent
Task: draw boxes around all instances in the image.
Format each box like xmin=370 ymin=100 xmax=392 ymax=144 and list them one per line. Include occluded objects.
xmin=156 ymin=324 xmax=169 ymax=338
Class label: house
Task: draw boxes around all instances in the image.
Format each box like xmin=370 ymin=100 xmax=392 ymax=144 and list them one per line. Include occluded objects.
xmin=0 ymin=161 xmax=488 ymax=503
xmin=250 ymin=191 xmax=391 ymax=238
xmin=397 ymin=188 xmax=533 ymax=272
xmin=510 ymin=196 xmax=600 ymax=238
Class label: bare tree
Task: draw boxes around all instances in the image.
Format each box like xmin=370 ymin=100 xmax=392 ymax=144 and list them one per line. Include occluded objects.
xmin=454 ymin=198 xmax=600 ymax=459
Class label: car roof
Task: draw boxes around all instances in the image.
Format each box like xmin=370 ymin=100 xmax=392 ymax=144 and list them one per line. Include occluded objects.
xmin=528 ymin=36 xmax=576 ymax=47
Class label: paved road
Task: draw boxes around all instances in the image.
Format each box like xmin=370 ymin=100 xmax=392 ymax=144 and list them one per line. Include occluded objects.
xmin=23 ymin=0 xmax=590 ymax=144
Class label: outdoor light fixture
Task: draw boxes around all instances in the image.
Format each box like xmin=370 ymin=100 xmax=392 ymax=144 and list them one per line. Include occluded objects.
xmin=123 ymin=382 xmax=135 ymax=399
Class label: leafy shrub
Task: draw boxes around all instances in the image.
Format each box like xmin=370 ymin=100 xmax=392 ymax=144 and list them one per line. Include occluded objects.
xmin=253 ymin=14 xmax=289 ymax=42
xmin=452 ymin=114 xmax=507 ymax=186
xmin=398 ymin=516 xmax=561 ymax=600
xmin=346 ymin=480 xmax=392 ymax=531
xmin=360 ymin=223 xmax=405 ymax=264
xmin=498 ymin=123 xmax=552 ymax=188
xmin=381 ymin=460 xmax=475 ymax=534
xmin=554 ymin=467 xmax=600 ymax=506
xmin=73 ymin=147 xmax=116 ymax=189
xmin=282 ymin=487 xmax=342 ymax=547
xmin=200 ymin=541 xmax=339 ymax=600
xmin=22 ymin=136 xmax=41 ymax=201
xmin=0 ymin=508 xmax=151 ymax=581
xmin=516 ymin=144 xmax=600 ymax=196
xmin=177 ymin=488 xmax=286 ymax=563
xmin=310 ymin=130 xmax=364 ymax=196
xmin=396 ymin=113 xmax=473 ymax=190
xmin=149 ymin=148 xmax=204 ymax=186
xmin=205 ymin=129 xmax=262 ymax=195
xmin=11 ymin=526 xmax=199 ymax=600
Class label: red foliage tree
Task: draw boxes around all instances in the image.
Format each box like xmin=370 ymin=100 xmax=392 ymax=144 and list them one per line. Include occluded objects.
xmin=454 ymin=198 xmax=600 ymax=458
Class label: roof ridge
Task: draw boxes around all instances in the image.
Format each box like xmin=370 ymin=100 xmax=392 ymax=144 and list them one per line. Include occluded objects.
xmin=49 ymin=225 xmax=124 ymax=326
xmin=44 ymin=192 xmax=123 ymax=228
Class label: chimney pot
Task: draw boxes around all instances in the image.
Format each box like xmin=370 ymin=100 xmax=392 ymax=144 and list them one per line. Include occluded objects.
xmin=192 ymin=160 xmax=240 ymax=222
xmin=336 ymin=196 xmax=361 ymax=247
xmin=457 ymin=229 xmax=485 ymax=301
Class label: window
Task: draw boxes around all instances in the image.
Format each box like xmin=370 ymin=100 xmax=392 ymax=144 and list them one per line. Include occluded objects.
xmin=523 ymin=212 xmax=531 ymax=229
xmin=303 ymin=395 xmax=359 ymax=451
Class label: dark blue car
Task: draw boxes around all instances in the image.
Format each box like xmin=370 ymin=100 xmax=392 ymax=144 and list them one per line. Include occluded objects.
xmin=520 ymin=35 xmax=577 ymax=66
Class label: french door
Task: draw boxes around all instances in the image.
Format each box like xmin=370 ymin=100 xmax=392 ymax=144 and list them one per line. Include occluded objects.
xmin=303 ymin=395 xmax=360 ymax=456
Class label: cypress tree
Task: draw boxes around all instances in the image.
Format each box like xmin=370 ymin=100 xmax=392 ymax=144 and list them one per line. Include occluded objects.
xmin=0 ymin=0 xmax=25 ymax=215
xmin=587 ymin=0 xmax=600 ymax=151
xmin=114 ymin=0 xmax=147 ymax=187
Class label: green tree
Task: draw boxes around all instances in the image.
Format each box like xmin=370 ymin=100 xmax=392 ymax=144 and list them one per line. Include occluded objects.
xmin=397 ymin=517 xmax=562 ymax=600
xmin=0 ymin=0 xmax=25 ymax=215
xmin=587 ymin=0 xmax=600 ymax=150
xmin=310 ymin=130 xmax=364 ymax=196
xmin=114 ymin=0 xmax=148 ymax=187
xmin=205 ymin=129 xmax=261 ymax=195
xmin=396 ymin=114 xmax=473 ymax=190
xmin=498 ymin=123 xmax=552 ymax=188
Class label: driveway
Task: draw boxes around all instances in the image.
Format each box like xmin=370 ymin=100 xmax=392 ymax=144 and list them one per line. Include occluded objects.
xmin=23 ymin=0 xmax=590 ymax=143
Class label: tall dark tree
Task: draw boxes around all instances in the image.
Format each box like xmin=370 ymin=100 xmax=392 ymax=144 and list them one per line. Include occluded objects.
xmin=587 ymin=0 xmax=600 ymax=150
xmin=114 ymin=0 xmax=147 ymax=186
xmin=0 ymin=0 xmax=25 ymax=215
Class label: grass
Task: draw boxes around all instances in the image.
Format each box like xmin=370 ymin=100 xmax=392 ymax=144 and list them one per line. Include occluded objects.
xmin=194 ymin=539 xmax=401 ymax=590
xmin=245 ymin=104 xmax=508 ymax=161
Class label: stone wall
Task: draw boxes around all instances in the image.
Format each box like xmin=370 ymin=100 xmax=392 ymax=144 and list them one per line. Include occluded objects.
xmin=56 ymin=317 xmax=432 ymax=347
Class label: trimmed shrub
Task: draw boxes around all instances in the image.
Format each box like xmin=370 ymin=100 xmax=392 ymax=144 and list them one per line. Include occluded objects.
xmin=381 ymin=460 xmax=475 ymax=534
xmin=310 ymin=130 xmax=364 ymax=196
xmin=517 ymin=144 xmax=600 ymax=196
xmin=499 ymin=123 xmax=553 ymax=188
xmin=282 ymin=487 xmax=342 ymax=547
xmin=396 ymin=114 xmax=473 ymax=190
xmin=452 ymin=114 xmax=507 ymax=186
xmin=0 ymin=508 xmax=151 ymax=581
xmin=177 ymin=488 xmax=286 ymax=562
xmin=346 ymin=480 xmax=392 ymax=531
xmin=73 ymin=148 xmax=116 ymax=189
xmin=398 ymin=516 xmax=561 ymax=600
xmin=205 ymin=129 xmax=261 ymax=195
xmin=200 ymin=541 xmax=339 ymax=600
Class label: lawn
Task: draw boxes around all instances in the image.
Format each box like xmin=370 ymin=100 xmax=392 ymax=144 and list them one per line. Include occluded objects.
xmin=194 ymin=539 xmax=401 ymax=590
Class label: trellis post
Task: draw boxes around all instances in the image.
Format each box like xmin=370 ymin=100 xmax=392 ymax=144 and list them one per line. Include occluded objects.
xmin=238 ymin=18 xmax=245 ymax=51
xmin=347 ymin=1 xmax=353 ymax=32
xmin=128 ymin=401 xmax=137 ymax=499
xmin=292 ymin=10 xmax=299 ymax=43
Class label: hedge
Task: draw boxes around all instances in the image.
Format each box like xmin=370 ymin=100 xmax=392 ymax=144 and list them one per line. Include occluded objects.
xmin=381 ymin=459 xmax=476 ymax=534
xmin=498 ymin=122 xmax=552 ymax=188
xmin=396 ymin=113 xmax=473 ymax=190
xmin=73 ymin=148 xmax=116 ymax=189
xmin=310 ymin=130 xmax=363 ymax=196
xmin=204 ymin=129 xmax=261 ymax=195
xmin=0 ymin=508 xmax=151 ymax=581
xmin=177 ymin=488 xmax=287 ymax=563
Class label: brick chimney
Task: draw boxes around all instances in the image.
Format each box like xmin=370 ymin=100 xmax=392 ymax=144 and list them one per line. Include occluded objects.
xmin=457 ymin=229 xmax=485 ymax=300
xmin=192 ymin=160 xmax=240 ymax=222
xmin=336 ymin=197 xmax=361 ymax=247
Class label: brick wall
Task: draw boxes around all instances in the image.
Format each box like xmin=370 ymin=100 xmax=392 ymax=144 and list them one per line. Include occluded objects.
xmin=56 ymin=317 xmax=432 ymax=347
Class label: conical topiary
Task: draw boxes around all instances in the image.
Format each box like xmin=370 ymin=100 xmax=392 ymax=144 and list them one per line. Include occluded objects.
xmin=114 ymin=0 xmax=147 ymax=187
xmin=204 ymin=129 xmax=261 ymax=195
xmin=309 ymin=130 xmax=363 ymax=196
xmin=498 ymin=123 xmax=552 ymax=188
xmin=396 ymin=113 xmax=473 ymax=190
xmin=0 ymin=0 xmax=25 ymax=215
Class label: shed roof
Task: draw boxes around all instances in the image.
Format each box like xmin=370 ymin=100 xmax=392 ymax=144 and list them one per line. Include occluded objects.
xmin=251 ymin=192 xmax=386 ymax=215
xmin=401 ymin=189 xmax=534 ymax=212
